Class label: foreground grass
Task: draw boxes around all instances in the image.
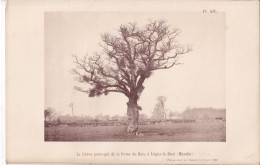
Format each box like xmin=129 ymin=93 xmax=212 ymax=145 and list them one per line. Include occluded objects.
xmin=45 ymin=121 xmax=226 ymax=142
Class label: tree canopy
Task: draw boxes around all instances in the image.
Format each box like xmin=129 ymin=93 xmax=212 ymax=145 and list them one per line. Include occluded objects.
xmin=72 ymin=20 xmax=191 ymax=101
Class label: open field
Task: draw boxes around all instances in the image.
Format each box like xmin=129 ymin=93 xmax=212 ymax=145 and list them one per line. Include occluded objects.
xmin=45 ymin=121 xmax=226 ymax=142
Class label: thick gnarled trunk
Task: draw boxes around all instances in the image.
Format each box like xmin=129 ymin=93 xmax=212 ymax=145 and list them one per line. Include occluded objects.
xmin=126 ymin=82 xmax=144 ymax=135
xmin=126 ymin=101 xmax=139 ymax=134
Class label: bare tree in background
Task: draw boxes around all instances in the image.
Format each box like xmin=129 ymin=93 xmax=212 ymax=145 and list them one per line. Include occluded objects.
xmin=44 ymin=107 xmax=56 ymax=126
xmin=72 ymin=20 xmax=191 ymax=135
xmin=152 ymin=96 xmax=168 ymax=120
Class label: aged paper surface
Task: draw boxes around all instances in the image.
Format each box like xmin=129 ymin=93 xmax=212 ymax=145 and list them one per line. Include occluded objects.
xmin=6 ymin=0 xmax=259 ymax=164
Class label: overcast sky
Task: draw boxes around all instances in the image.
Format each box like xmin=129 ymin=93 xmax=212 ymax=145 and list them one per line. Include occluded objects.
xmin=44 ymin=12 xmax=225 ymax=117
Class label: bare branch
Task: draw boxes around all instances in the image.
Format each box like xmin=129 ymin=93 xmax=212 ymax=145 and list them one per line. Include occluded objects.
xmin=71 ymin=19 xmax=191 ymax=98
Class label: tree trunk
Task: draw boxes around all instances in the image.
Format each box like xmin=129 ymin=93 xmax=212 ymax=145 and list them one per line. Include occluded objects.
xmin=126 ymin=99 xmax=140 ymax=135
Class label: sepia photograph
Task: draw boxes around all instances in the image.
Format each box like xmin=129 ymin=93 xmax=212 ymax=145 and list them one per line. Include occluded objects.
xmin=5 ymin=0 xmax=259 ymax=164
xmin=44 ymin=12 xmax=225 ymax=142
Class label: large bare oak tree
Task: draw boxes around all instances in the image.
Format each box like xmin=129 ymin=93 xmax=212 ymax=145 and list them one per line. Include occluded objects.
xmin=72 ymin=20 xmax=191 ymax=135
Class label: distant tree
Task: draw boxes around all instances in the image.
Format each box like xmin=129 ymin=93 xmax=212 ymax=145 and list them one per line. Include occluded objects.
xmin=44 ymin=107 xmax=56 ymax=127
xmin=44 ymin=107 xmax=56 ymax=122
xmin=72 ymin=20 xmax=191 ymax=134
xmin=152 ymin=96 xmax=167 ymax=120
xmin=157 ymin=96 xmax=167 ymax=119
xmin=152 ymin=107 xmax=163 ymax=120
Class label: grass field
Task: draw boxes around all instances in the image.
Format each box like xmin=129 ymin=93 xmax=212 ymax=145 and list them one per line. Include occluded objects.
xmin=45 ymin=121 xmax=226 ymax=142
